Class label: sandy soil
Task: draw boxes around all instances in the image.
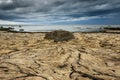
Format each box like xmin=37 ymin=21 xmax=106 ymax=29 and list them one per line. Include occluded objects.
xmin=0 ymin=31 xmax=120 ymax=80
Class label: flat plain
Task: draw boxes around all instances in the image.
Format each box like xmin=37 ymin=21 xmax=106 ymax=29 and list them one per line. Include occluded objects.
xmin=0 ymin=31 xmax=120 ymax=80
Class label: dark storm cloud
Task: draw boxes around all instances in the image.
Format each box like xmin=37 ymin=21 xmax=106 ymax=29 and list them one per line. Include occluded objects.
xmin=53 ymin=1 xmax=65 ymax=6
xmin=0 ymin=0 xmax=120 ymax=24
xmin=0 ymin=11 xmax=23 ymax=20
xmin=86 ymin=7 xmax=120 ymax=16
xmin=0 ymin=0 xmax=32 ymax=10
xmin=67 ymin=7 xmax=120 ymax=18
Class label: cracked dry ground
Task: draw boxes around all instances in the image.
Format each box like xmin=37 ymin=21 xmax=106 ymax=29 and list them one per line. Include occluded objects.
xmin=0 ymin=31 xmax=120 ymax=80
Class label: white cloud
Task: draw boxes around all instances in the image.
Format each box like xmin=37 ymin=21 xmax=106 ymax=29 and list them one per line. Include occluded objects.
xmin=0 ymin=0 xmax=12 ymax=4
xmin=6 ymin=0 xmax=13 ymax=3
xmin=0 ymin=20 xmax=26 ymax=25
xmin=95 ymin=4 xmax=109 ymax=10
xmin=50 ymin=16 xmax=100 ymax=23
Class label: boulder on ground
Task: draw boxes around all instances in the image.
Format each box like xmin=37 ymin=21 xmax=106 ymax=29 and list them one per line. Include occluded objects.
xmin=44 ymin=30 xmax=75 ymax=42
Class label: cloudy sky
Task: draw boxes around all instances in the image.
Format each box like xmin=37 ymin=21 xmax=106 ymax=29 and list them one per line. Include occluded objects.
xmin=0 ymin=0 xmax=120 ymax=25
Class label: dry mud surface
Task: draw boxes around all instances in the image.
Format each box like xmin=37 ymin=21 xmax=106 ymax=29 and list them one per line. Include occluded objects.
xmin=0 ymin=31 xmax=120 ymax=80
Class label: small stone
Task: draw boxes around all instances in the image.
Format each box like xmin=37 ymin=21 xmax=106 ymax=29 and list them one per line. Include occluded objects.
xmin=106 ymin=61 xmax=115 ymax=66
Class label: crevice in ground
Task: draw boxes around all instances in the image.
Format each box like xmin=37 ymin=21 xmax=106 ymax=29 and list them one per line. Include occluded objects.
xmin=69 ymin=65 xmax=104 ymax=80
xmin=93 ymin=69 xmax=120 ymax=79
xmin=9 ymin=74 xmax=49 ymax=80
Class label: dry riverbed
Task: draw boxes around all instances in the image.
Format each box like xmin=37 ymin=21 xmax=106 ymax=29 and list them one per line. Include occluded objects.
xmin=0 ymin=31 xmax=120 ymax=80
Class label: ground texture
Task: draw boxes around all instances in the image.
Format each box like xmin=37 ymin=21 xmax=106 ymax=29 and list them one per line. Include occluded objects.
xmin=0 ymin=31 xmax=120 ymax=80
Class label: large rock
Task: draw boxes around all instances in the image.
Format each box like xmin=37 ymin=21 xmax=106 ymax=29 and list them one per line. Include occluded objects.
xmin=44 ymin=30 xmax=75 ymax=42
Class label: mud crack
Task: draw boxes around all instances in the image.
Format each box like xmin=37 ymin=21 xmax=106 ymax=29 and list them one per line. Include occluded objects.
xmin=69 ymin=65 xmax=104 ymax=80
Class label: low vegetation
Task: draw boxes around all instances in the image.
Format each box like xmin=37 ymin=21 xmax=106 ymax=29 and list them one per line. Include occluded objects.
xmin=104 ymin=26 xmax=120 ymax=30
xmin=0 ymin=26 xmax=14 ymax=31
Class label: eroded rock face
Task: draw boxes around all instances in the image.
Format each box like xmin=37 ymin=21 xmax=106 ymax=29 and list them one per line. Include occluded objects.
xmin=0 ymin=31 xmax=120 ymax=80
xmin=44 ymin=30 xmax=75 ymax=42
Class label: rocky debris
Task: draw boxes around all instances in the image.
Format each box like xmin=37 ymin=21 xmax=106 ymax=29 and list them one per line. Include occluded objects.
xmin=0 ymin=31 xmax=120 ymax=80
xmin=44 ymin=30 xmax=75 ymax=42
